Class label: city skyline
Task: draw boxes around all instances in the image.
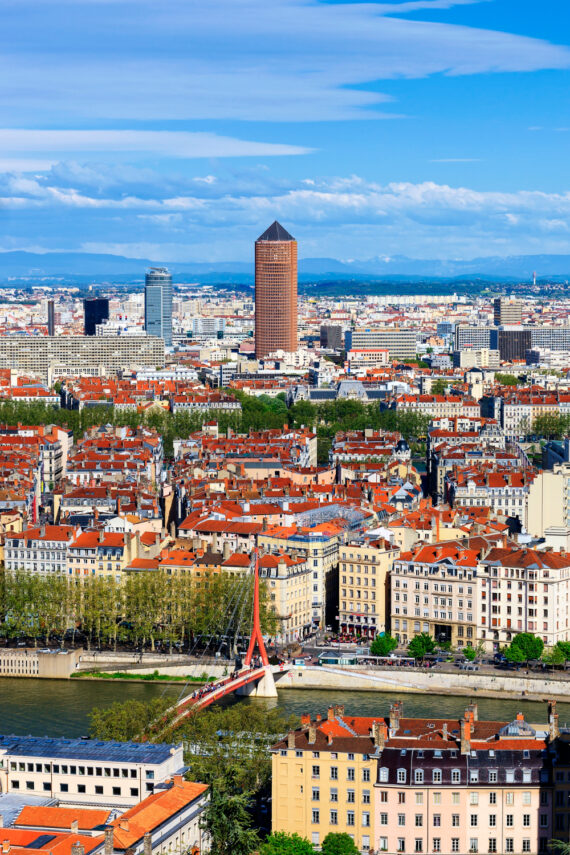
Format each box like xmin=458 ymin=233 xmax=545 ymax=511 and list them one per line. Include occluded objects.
xmin=1 ymin=0 xmax=570 ymax=263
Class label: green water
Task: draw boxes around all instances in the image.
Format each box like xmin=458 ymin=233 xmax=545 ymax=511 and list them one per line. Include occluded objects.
xmin=1 ymin=678 xmax=570 ymax=737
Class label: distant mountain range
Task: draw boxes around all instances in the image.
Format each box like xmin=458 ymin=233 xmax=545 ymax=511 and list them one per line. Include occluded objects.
xmin=1 ymin=250 xmax=569 ymax=283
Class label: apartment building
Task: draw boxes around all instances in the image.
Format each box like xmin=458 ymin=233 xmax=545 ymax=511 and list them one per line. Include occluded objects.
xmin=394 ymin=395 xmax=480 ymax=421
xmin=338 ymin=538 xmax=400 ymax=639
xmin=527 ymin=462 xmax=570 ymax=540
xmin=271 ymin=704 xmax=376 ymax=852
xmin=447 ymin=468 xmax=535 ymax=530
xmin=4 ymin=524 xmax=80 ymax=574
xmin=478 ymin=545 xmax=570 ymax=650
xmin=390 ymin=542 xmax=479 ymax=648
xmin=348 ymin=328 xmax=417 ymax=361
xmin=0 ymin=336 xmax=165 ymax=380
xmin=67 ymin=530 xmax=137 ymax=581
xmin=272 ymin=701 xmax=556 ymax=855
xmin=0 ymin=735 xmax=185 ymax=808
xmin=258 ymin=552 xmax=313 ymax=644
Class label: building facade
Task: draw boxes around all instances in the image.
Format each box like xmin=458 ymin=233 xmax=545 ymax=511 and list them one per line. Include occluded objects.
xmin=145 ymin=268 xmax=173 ymax=347
xmin=84 ymin=299 xmax=110 ymax=336
xmin=255 ymin=221 xmax=298 ymax=359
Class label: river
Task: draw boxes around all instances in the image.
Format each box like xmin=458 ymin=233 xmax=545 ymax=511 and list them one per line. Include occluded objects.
xmin=2 ymin=678 xmax=570 ymax=737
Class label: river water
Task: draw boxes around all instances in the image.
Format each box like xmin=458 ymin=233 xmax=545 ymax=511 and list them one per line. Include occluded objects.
xmin=2 ymin=678 xmax=570 ymax=737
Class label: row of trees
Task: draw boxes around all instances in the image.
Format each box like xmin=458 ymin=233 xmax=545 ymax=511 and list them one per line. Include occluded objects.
xmin=0 ymin=569 xmax=278 ymax=651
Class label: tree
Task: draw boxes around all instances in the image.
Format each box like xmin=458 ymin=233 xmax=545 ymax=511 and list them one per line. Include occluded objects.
xmin=321 ymin=833 xmax=360 ymax=855
xmin=408 ymin=632 xmax=436 ymax=660
xmin=556 ymin=641 xmax=570 ymax=662
xmin=463 ymin=641 xmax=485 ymax=662
xmin=89 ymin=697 xmax=172 ymax=741
xmin=504 ymin=632 xmax=544 ymax=664
xmin=431 ymin=378 xmax=448 ymax=395
xmin=370 ymin=633 xmax=398 ymax=657
xmin=201 ymin=789 xmax=260 ymax=855
xmin=259 ymin=832 xmax=314 ymax=855
xmin=542 ymin=646 xmax=566 ymax=668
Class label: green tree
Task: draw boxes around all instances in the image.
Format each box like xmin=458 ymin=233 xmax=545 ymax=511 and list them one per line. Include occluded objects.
xmin=431 ymin=378 xmax=448 ymax=395
xmin=321 ymin=832 xmax=360 ymax=855
xmin=89 ymin=697 xmax=172 ymax=741
xmin=259 ymin=832 xmax=315 ymax=855
xmin=370 ymin=634 xmax=398 ymax=657
xmin=556 ymin=641 xmax=570 ymax=662
xmin=201 ymin=789 xmax=260 ymax=855
xmin=542 ymin=646 xmax=566 ymax=667
xmin=504 ymin=632 xmax=544 ymax=664
xmin=495 ymin=373 xmax=520 ymax=387
xmin=408 ymin=633 xmax=436 ymax=660
xmin=463 ymin=641 xmax=485 ymax=662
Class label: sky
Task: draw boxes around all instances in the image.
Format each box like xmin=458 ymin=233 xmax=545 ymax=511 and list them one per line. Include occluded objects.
xmin=1 ymin=0 xmax=570 ymax=264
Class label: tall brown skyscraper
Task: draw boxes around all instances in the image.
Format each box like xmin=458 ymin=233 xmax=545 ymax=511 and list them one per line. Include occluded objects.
xmin=255 ymin=221 xmax=298 ymax=359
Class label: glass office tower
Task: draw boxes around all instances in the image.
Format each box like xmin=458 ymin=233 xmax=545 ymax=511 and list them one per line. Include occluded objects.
xmin=83 ymin=298 xmax=109 ymax=336
xmin=144 ymin=267 xmax=173 ymax=346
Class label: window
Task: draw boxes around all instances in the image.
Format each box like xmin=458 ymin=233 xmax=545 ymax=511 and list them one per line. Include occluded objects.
xmin=130 ymin=788 xmax=138 ymax=797
xmin=433 ymin=840 xmax=441 ymax=853
xmin=398 ymin=792 xmax=406 ymax=804
xmin=523 ymin=792 xmax=531 ymax=805
xmin=362 ymin=768 xmax=370 ymax=782
xmin=433 ymin=792 xmax=441 ymax=805
xmin=379 ymin=767 xmax=389 ymax=782
xmin=398 ymin=814 xmax=406 ymax=827
xmin=312 ymin=810 xmax=320 ymax=824
xmin=95 ymin=785 xmax=103 ymax=795
xmin=432 ymin=769 xmax=442 ymax=783
xmin=312 ymin=765 xmax=320 ymax=778
xmin=415 ymin=815 xmax=423 ymax=827
xmin=540 ymin=815 xmax=549 ymax=828
xmin=398 ymin=769 xmax=407 ymax=783
xmin=469 ymin=839 xmax=478 ymax=853
xmin=312 ymin=833 xmax=320 ymax=847
xmin=470 ymin=793 xmax=479 ymax=805
xmin=330 ymin=810 xmax=338 ymax=825
xmin=397 ymin=840 xmax=406 ymax=853
xmin=506 ymin=815 xmax=514 ymax=827
xmin=43 ymin=782 xmax=50 ymax=792
xmin=451 ymin=769 xmax=461 ymax=783
xmin=452 ymin=792 xmax=460 ymax=805
xmin=347 ymin=768 xmax=355 ymax=781
xmin=489 ymin=793 xmax=496 ymax=805
xmin=363 ymin=790 xmax=370 ymax=804
xmin=347 ymin=790 xmax=355 ymax=803
xmin=347 ymin=811 xmax=355 ymax=826
xmin=506 ymin=792 xmax=514 ymax=805
xmin=415 ymin=769 xmax=424 ymax=784
xmin=452 ymin=815 xmax=460 ymax=827
xmin=470 ymin=815 xmax=478 ymax=827
xmin=330 ymin=767 xmax=338 ymax=780
xmin=77 ymin=784 xmax=86 ymax=794
xmin=469 ymin=770 xmax=479 ymax=783
xmin=415 ymin=840 xmax=423 ymax=853
xmin=380 ymin=791 xmax=388 ymax=803
xmin=312 ymin=787 xmax=320 ymax=801
xmin=112 ymin=786 xmax=121 ymax=796
xmin=505 ymin=770 xmax=515 ymax=783
xmin=523 ymin=815 xmax=530 ymax=827
xmin=415 ymin=793 xmax=424 ymax=805
xmin=433 ymin=815 xmax=441 ymax=827
xmin=380 ymin=813 xmax=388 ymax=826
xmin=489 ymin=839 xmax=497 ymax=854
xmin=452 ymin=839 xmax=459 ymax=853
xmin=330 ymin=788 xmax=338 ymax=802
xmin=60 ymin=783 xmax=69 ymax=793
xmin=489 ymin=815 xmax=496 ymax=827
xmin=505 ymin=841 xmax=514 ymax=854
xmin=379 ymin=838 xmax=388 ymax=853
xmin=488 ymin=770 xmax=497 ymax=783
xmin=26 ymin=781 xmax=35 ymax=790
xmin=362 ymin=812 xmax=370 ymax=827
xmin=522 ymin=842 xmax=530 ymax=853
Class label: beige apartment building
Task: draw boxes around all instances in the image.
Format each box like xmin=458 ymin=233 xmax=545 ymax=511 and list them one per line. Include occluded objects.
xmin=527 ymin=463 xmax=570 ymax=542
xmin=0 ymin=335 xmax=165 ymax=380
xmin=391 ymin=542 xmax=479 ymax=648
xmin=259 ymin=552 xmax=313 ymax=643
xmin=338 ymin=538 xmax=400 ymax=638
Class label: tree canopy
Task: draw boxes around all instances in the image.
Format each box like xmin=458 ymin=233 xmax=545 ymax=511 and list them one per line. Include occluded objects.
xmin=504 ymin=632 xmax=544 ymax=663
xmin=201 ymin=789 xmax=259 ymax=855
xmin=320 ymin=833 xmax=360 ymax=855
xmin=408 ymin=632 xmax=436 ymax=660
xmin=370 ymin=633 xmax=398 ymax=657
xmin=259 ymin=832 xmax=314 ymax=855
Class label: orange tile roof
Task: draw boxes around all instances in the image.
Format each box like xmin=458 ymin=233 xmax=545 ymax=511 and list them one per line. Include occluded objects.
xmin=111 ymin=780 xmax=208 ymax=849
xmin=16 ymin=806 xmax=112 ymax=831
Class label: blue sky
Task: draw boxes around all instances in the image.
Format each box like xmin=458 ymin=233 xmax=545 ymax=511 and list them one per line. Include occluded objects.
xmin=1 ymin=0 xmax=570 ymax=263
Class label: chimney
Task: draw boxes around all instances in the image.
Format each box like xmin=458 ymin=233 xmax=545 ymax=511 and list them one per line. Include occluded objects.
xmin=71 ymin=845 xmax=84 ymax=855
xmin=0 ymin=819 xmax=3 ymax=830
xmin=104 ymin=828 xmax=114 ymax=855
xmin=316 ymin=713 xmax=322 ymax=723
xmin=1 ymin=841 xmax=7 ymax=855
xmin=372 ymin=721 xmax=388 ymax=751
xmin=460 ymin=717 xmax=471 ymax=755
xmin=301 ymin=713 xmax=311 ymax=726
xmin=327 ymin=733 xmax=333 ymax=746
xmin=143 ymin=833 xmax=152 ymax=855
xmin=328 ymin=706 xmax=335 ymax=722
xmin=223 ymin=540 xmax=231 ymax=560
xmin=334 ymin=704 xmax=345 ymax=717
xmin=71 ymin=821 xmax=79 ymax=834
xmin=549 ymin=700 xmax=560 ymax=740
xmin=467 ymin=701 xmax=478 ymax=722
xmin=308 ymin=725 xmax=317 ymax=744
xmin=442 ymin=722 xmax=448 ymax=741
xmin=288 ymin=731 xmax=296 ymax=750
xmin=389 ymin=701 xmax=402 ymax=734
xmin=172 ymin=774 xmax=183 ymax=787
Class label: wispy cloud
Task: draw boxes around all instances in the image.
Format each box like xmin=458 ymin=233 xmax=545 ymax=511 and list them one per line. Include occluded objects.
xmin=0 ymin=129 xmax=310 ymax=159
xmin=0 ymin=0 xmax=568 ymax=123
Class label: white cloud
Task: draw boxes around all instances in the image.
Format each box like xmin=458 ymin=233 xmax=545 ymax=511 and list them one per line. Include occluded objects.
xmin=0 ymin=0 xmax=568 ymax=122
xmin=0 ymin=129 xmax=310 ymax=159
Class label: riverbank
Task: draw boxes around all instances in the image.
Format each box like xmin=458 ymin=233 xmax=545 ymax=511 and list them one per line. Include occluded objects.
xmin=72 ymin=670 xmax=217 ymax=685
xmin=275 ymin=665 xmax=570 ymax=702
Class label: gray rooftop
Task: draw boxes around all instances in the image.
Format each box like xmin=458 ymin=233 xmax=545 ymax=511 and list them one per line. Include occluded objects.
xmin=0 ymin=793 xmax=56 ymax=827
xmin=257 ymin=221 xmax=295 ymax=242
xmin=0 ymin=735 xmax=178 ymax=764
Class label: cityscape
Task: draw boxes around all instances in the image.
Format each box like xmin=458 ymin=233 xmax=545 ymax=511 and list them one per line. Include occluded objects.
xmin=2 ymin=1 xmax=570 ymax=855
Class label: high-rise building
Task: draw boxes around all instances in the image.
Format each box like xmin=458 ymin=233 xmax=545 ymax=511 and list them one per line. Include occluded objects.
xmin=145 ymin=267 xmax=173 ymax=346
xmin=47 ymin=300 xmax=55 ymax=336
xmin=255 ymin=221 xmax=297 ymax=358
xmin=319 ymin=325 xmax=343 ymax=350
xmin=347 ymin=328 xmax=417 ymax=360
xmin=494 ymin=296 xmax=522 ymax=325
xmin=83 ymin=298 xmax=109 ymax=336
xmin=490 ymin=326 xmax=532 ymax=361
